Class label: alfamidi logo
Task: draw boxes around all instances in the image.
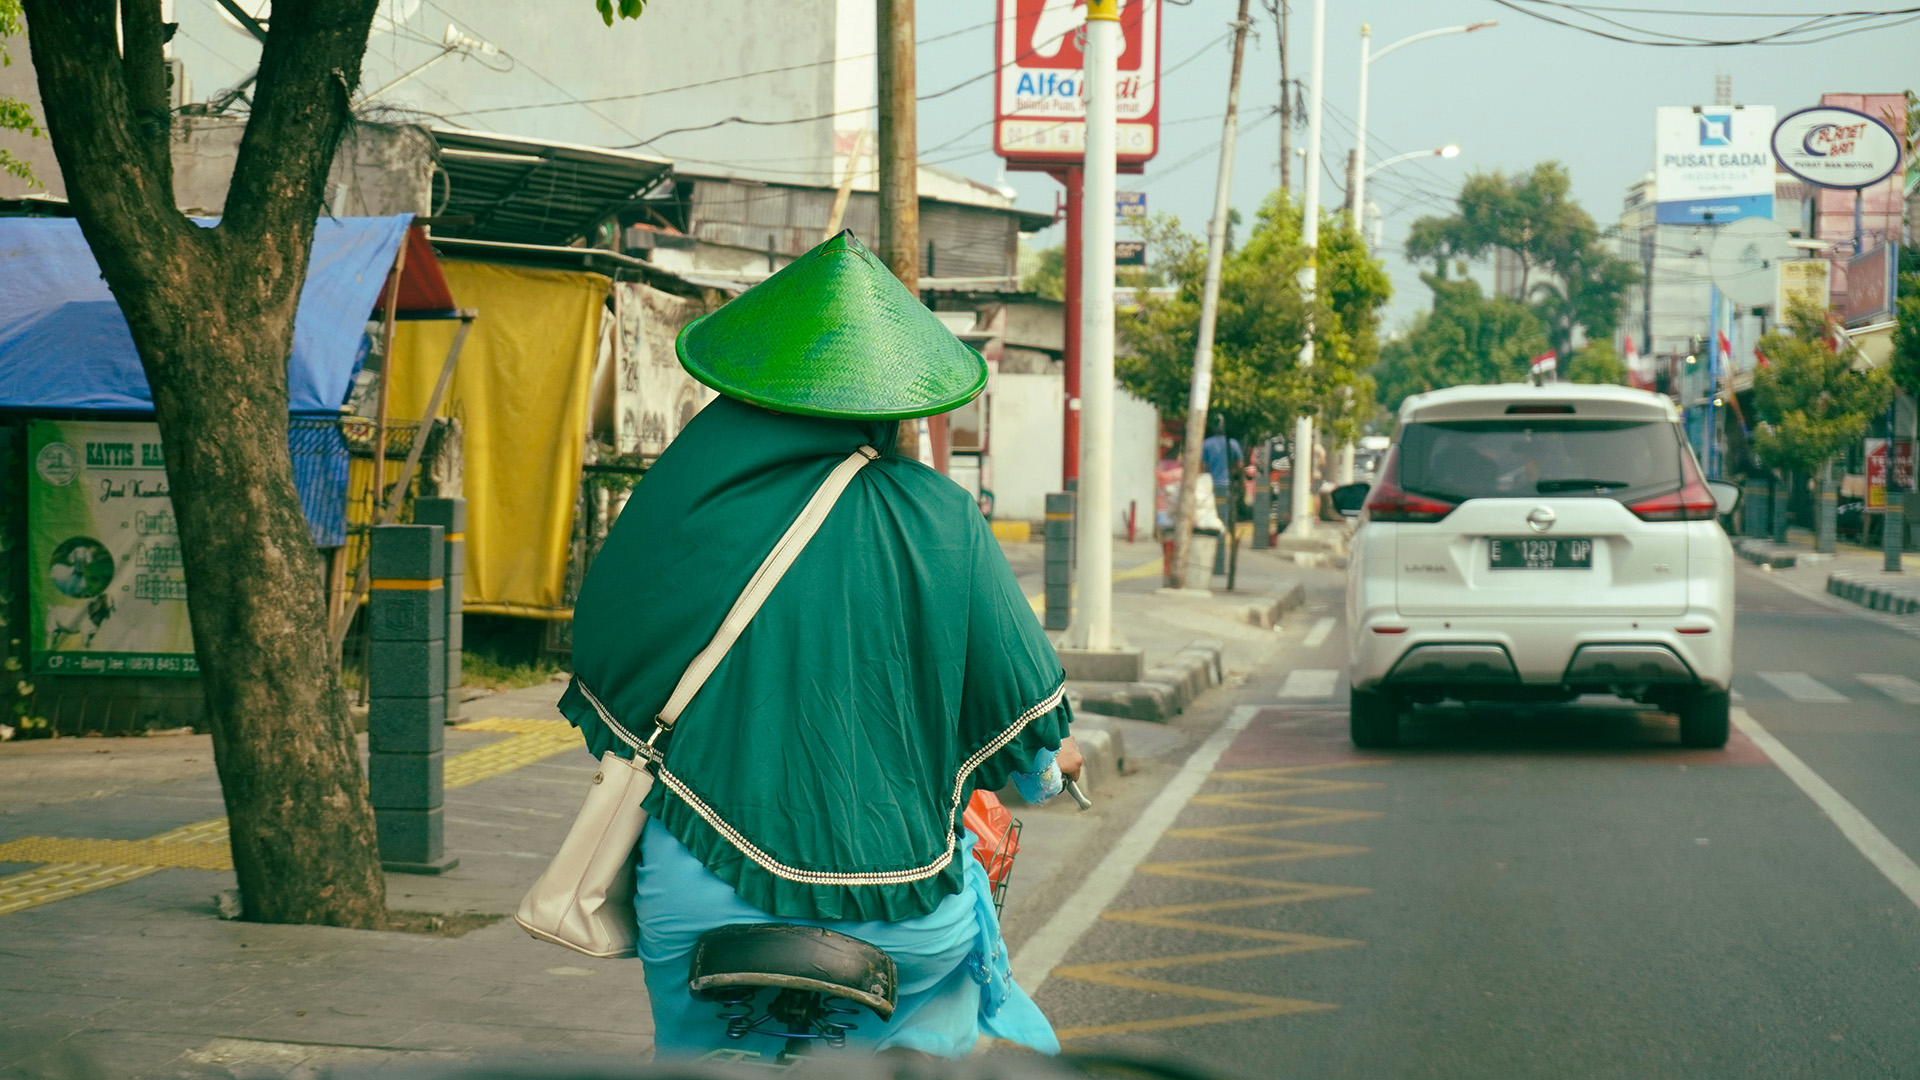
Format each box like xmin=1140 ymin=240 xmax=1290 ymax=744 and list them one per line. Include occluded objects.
xmin=1698 ymin=112 xmax=1732 ymax=147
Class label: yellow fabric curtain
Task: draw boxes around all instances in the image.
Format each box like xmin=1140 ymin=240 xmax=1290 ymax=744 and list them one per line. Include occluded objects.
xmin=390 ymin=260 xmax=610 ymax=617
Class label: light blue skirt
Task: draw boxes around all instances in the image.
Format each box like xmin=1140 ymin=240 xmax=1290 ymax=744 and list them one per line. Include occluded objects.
xmin=634 ymin=818 xmax=1060 ymax=1059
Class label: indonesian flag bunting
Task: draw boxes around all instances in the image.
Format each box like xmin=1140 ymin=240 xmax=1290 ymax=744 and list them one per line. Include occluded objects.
xmin=1623 ymin=335 xmax=1651 ymax=390
xmin=1754 ymin=345 xmax=1769 ymax=368
xmin=1717 ymin=329 xmax=1733 ymax=369
xmin=1530 ymin=351 xmax=1558 ymax=379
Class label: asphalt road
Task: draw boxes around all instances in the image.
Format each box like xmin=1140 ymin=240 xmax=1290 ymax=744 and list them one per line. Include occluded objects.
xmin=1020 ymin=563 xmax=1920 ymax=1079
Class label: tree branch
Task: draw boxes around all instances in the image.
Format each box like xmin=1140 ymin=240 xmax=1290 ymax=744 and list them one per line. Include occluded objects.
xmin=119 ymin=0 xmax=171 ymax=181
xmin=21 ymin=0 xmax=190 ymax=280
xmin=222 ymin=0 xmax=378 ymax=246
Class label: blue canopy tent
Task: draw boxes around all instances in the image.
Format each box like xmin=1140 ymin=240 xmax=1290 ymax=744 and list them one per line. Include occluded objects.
xmin=0 ymin=215 xmax=420 ymax=546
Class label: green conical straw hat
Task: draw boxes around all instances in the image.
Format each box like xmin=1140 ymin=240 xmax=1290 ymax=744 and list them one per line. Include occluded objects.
xmin=676 ymin=230 xmax=988 ymax=421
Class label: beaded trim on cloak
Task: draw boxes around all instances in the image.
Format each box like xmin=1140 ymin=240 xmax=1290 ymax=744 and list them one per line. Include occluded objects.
xmin=578 ymin=681 xmax=1067 ymax=887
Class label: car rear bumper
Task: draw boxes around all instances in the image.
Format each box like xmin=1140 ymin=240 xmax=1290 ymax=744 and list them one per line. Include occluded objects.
xmin=1350 ymin=615 xmax=1732 ymax=693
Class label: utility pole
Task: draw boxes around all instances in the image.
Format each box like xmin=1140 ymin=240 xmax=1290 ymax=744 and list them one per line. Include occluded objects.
xmin=1284 ymin=0 xmax=1327 ymax=538
xmin=1270 ymin=0 xmax=1292 ymax=191
xmin=878 ymin=0 xmax=923 ymax=462
xmin=1170 ymin=0 xmax=1254 ymax=590
xmin=1066 ymin=0 xmax=1120 ymax=651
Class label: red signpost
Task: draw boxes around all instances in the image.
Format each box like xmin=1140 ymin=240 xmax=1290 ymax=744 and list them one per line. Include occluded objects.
xmin=994 ymin=0 xmax=1161 ymax=484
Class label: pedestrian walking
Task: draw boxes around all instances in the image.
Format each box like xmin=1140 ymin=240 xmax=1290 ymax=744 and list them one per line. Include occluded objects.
xmin=558 ymin=232 xmax=1081 ymax=1059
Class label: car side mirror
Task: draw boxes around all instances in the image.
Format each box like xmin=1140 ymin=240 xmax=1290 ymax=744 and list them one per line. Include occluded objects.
xmin=1707 ymin=480 xmax=1740 ymax=517
xmin=1330 ymin=482 xmax=1372 ymax=518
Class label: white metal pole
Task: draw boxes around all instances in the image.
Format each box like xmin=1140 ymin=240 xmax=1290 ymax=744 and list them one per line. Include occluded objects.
xmin=1071 ymin=0 xmax=1120 ymax=649
xmin=1351 ymin=24 xmax=1372 ymax=233
xmin=1285 ymin=0 xmax=1327 ymax=537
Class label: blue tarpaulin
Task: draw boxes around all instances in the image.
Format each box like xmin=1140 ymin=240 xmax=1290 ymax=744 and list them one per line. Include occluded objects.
xmin=0 ymin=214 xmax=412 ymax=415
xmin=0 ymin=215 xmax=415 ymax=547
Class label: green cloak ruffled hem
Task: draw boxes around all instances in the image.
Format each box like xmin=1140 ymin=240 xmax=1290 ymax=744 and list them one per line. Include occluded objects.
xmin=558 ymin=679 xmax=1069 ymax=923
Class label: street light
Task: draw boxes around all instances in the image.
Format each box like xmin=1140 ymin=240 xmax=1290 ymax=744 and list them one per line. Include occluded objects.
xmin=1351 ymin=21 xmax=1495 ymax=235
xmin=1365 ymin=144 xmax=1460 ymax=180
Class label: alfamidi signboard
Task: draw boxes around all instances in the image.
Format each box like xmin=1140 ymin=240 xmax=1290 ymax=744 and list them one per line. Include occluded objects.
xmin=994 ymin=0 xmax=1161 ymax=169
xmin=1771 ymin=105 xmax=1904 ymax=190
xmin=1654 ymin=105 xmax=1777 ymax=225
xmin=27 ymin=420 xmax=198 ymax=677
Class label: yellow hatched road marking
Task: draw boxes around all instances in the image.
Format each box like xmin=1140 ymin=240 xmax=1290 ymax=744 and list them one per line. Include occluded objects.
xmin=0 ymin=717 xmax=579 ymax=917
xmin=1049 ymin=762 xmax=1384 ymax=1042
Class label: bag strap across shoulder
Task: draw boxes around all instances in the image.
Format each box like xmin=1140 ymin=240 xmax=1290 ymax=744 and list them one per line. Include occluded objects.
xmin=655 ymin=444 xmax=878 ymax=728
xmin=580 ymin=445 xmax=880 ymax=755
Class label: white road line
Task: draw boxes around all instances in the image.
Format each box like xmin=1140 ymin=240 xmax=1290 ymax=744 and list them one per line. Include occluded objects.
xmin=1011 ymin=704 xmax=1262 ymax=994
xmin=1301 ymin=616 xmax=1337 ymax=650
xmin=1278 ymin=668 xmax=1341 ymax=700
xmin=1756 ymin=671 xmax=1849 ymax=703
xmin=1733 ymin=709 xmax=1920 ymax=914
xmin=1857 ymin=673 xmax=1920 ymax=705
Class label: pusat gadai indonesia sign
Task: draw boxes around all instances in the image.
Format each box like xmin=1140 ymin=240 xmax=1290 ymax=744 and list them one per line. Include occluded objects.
xmin=994 ymin=0 xmax=1161 ymax=168
xmin=1654 ymin=105 xmax=1776 ymax=225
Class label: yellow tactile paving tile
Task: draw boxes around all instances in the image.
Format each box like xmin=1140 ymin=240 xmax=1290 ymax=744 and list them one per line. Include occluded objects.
xmin=1049 ymin=762 xmax=1385 ymax=1042
xmin=444 ymin=717 xmax=580 ymax=789
xmin=0 ymin=717 xmax=579 ymax=918
xmin=0 ymin=838 xmax=235 ymax=870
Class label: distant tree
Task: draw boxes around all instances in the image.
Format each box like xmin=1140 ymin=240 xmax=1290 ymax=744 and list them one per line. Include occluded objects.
xmin=1892 ymin=252 xmax=1920 ymax=403
xmin=1 ymin=0 xmax=42 ymax=183
xmin=1375 ymin=273 xmax=1548 ymax=410
xmin=1752 ymin=300 xmax=1892 ymax=476
xmin=1567 ymin=340 xmax=1627 ymax=385
xmin=1117 ymin=193 xmax=1390 ymax=447
xmin=1405 ymin=162 xmax=1638 ymax=374
xmin=1020 ymin=243 xmax=1065 ymax=301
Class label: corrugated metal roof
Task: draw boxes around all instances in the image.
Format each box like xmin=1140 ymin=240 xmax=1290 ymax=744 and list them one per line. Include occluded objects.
xmin=430 ymin=128 xmax=674 ymax=247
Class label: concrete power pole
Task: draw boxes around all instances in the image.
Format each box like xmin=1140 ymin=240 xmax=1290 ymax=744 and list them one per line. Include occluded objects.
xmin=1284 ymin=0 xmax=1327 ymax=538
xmin=1067 ymin=0 xmax=1121 ymax=652
xmin=1170 ymin=0 xmax=1254 ymax=590
xmin=1271 ymin=0 xmax=1291 ymax=191
xmin=877 ymin=0 xmax=921 ymax=461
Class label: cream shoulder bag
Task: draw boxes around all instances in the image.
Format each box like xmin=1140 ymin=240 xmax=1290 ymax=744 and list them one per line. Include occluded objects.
xmin=514 ymin=446 xmax=880 ymax=958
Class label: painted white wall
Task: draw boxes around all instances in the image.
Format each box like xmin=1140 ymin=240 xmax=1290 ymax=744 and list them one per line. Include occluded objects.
xmin=988 ymin=374 xmax=1158 ymax=538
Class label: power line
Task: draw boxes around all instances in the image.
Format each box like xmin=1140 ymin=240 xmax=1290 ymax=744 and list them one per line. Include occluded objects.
xmin=1491 ymin=0 xmax=1920 ymax=46
xmin=447 ymin=16 xmax=1001 ymax=119
xmin=915 ymin=30 xmax=1235 ymax=163
xmin=418 ymin=0 xmax=645 ymax=142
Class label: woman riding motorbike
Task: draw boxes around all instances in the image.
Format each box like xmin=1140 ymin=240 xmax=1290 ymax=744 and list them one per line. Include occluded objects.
xmin=558 ymin=231 xmax=1082 ymax=1059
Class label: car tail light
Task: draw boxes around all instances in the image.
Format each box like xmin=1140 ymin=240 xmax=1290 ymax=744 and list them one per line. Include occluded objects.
xmin=1363 ymin=447 xmax=1458 ymax=523
xmin=1627 ymin=449 xmax=1717 ymax=522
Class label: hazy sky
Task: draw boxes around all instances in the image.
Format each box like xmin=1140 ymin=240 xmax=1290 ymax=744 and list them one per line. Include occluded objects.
xmin=909 ymin=0 xmax=1916 ymax=328
xmin=164 ymin=1 xmax=1916 ymax=329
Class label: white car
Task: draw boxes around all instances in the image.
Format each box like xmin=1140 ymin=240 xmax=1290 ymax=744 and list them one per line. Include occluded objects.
xmin=1338 ymin=383 xmax=1738 ymax=750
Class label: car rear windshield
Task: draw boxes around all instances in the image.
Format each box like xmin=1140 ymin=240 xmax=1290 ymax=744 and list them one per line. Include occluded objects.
xmin=1397 ymin=419 xmax=1685 ymax=503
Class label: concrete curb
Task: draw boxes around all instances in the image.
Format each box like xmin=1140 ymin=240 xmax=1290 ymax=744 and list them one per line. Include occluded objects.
xmin=1827 ymin=569 xmax=1920 ymax=615
xmin=1243 ymin=580 xmax=1308 ymax=628
xmin=1734 ymin=537 xmax=1835 ymax=569
xmin=1069 ymin=637 xmax=1224 ymax=724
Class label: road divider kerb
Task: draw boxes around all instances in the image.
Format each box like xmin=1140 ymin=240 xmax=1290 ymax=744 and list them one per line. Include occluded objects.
xmin=1827 ymin=570 xmax=1920 ymax=616
xmin=1071 ymin=639 xmax=1224 ymax=723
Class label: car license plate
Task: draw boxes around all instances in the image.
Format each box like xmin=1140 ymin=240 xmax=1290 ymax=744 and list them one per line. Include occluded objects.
xmin=1488 ymin=537 xmax=1592 ymax=569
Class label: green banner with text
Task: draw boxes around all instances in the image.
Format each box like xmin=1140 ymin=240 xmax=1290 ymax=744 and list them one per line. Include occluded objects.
xmin=27 ymin=420 xmax=198 ymax=677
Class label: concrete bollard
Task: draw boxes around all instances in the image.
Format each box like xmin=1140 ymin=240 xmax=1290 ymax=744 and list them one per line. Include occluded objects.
xmin=1743 ymin=479 xmax=1770 ymax=538
xmin=368 ymin=524 xmax=458 ymax=875
xmin=412 ymin=497 xmax=465 ymax=698
xmin=1043 ymin=492 xmax=1073 ymax=632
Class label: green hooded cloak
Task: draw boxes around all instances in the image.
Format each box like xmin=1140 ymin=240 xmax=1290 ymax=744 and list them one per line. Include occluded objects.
xmin=559 ymin=395 xmax=1072 ymax=923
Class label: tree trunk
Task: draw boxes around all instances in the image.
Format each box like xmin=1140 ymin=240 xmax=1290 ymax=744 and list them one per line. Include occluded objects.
xmin=22 ymin=0 xmax=389 ymax=927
